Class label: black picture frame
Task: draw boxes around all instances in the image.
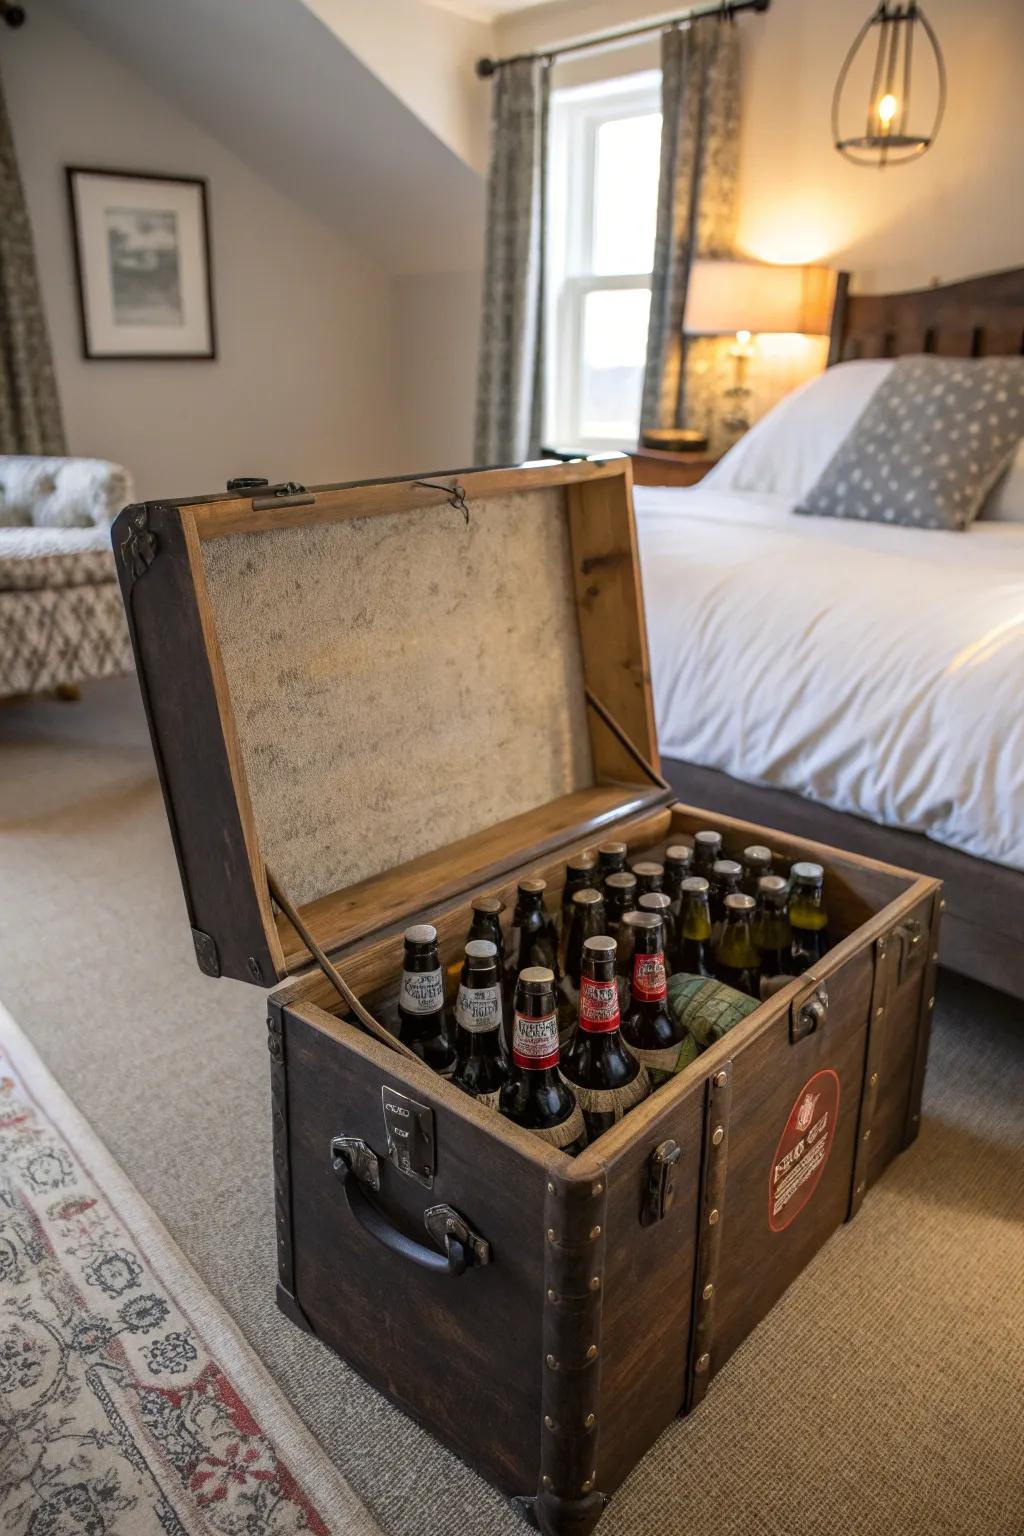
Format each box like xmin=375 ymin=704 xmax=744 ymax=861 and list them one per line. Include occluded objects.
xmin=66 ymin=166 xmax=216 ymax=361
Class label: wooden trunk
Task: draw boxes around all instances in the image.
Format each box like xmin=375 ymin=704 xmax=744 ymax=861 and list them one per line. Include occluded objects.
xmin=113 ymin=460 xmax=940 ymax=1536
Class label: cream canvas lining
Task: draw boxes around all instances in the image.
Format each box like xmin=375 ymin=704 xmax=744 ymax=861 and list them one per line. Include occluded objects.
xmin=200 ymin=487 xmax=595 ymax=907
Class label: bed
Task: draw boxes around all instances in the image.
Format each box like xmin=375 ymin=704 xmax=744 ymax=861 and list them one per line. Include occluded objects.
xmin=634 ymin=266 xmax=1024 ymax=1000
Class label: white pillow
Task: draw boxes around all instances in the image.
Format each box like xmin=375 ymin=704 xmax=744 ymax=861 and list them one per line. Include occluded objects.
xmin=705 ymin=359 xmax=894 ymax=503
xmin=980 ymin=440 xmax=1024 ymax=523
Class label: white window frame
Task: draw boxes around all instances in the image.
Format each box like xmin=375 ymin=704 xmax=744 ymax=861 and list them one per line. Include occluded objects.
xmin=545 ymin=70 xmax=662 ymax=453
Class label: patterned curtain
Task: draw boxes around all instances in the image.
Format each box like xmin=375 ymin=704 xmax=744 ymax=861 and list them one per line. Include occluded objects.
xmin=474 ymin=57 xmax=550 ymax=466
xmin=0 ymin=72 xmax=64 ymax=455
xmin=640 ymin=16 xmax=740 ymax=433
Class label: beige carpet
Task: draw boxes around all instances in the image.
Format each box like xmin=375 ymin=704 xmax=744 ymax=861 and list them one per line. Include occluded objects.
xmin=1 ymin=676 xmax=1023 ymax=1536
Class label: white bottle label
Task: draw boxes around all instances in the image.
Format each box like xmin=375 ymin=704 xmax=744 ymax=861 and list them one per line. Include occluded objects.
xmin=455 ymin=983 xmax=503 ymax=1034
xmin=399 ymin=967 xmax=444 ymax=1015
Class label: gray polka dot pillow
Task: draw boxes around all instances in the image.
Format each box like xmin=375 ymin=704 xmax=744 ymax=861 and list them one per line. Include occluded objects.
xmin=795 ymin=356 xmax=1024 ymax=531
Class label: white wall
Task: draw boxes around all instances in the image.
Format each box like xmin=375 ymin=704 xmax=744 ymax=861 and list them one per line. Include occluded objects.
xmin=2 ymin=1 xmax=399 ymax=500
xmin=394 ymin=270 xmax=483 ymax=468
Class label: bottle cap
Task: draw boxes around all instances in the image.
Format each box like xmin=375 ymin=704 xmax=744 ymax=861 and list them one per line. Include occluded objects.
xmin=605 ymin=871 xmax=638 ymax=890
xmin=572 ymin=886 xmax=604 ymax=906
xmin=624 ymin=911 xmax=660 ymax=930
xmin=598 ymin=841 xmax=627 ymax=858
xmin=567 ymin=849 xmax=598 ymax=874
xmin=743 ymin=844 xmax=772 ymax=865
xmin=791 ymin=861 xmax=824 ymax=884
xmin=694 ymin=830 xmax=722 ymax=848
xmin=519 ymin=965 xmax=554 ymax=988
xmin=758 ymin=875 xmax=789 ymax=897
xmin=680 ymin=875 xmax=710 ymax=895
xmin=472 ymin=895 xmax=503 ymax=914
xmin=465 ymin=939 xmax=498 ymax=960
xmin=404 ymin=923 xmax=437 ymax=945
xmin=518 ymin=877 xmax=546 ymax=895
xmin=583 ymin=935 xmax=617 ymax=955
xmin=639 ymin=892 xmax=672 ymax=912
xmin=724 ymin=892 xmax=757 ymax=913
xmin=712 ymin=859 xmax=742 ymax=878
xmin=665 ymin=844 xmax=694 ymax=866
xmin=631 ymin=860 xmax=664 ymax=878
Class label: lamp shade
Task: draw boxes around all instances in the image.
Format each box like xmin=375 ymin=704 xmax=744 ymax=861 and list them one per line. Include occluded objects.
xmin=684 ymin=260 xmax=831 ymax=336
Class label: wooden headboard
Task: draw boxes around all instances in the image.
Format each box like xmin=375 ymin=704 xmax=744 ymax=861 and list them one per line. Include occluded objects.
xmin=827 ymin=266 xmax=1024 ymax=366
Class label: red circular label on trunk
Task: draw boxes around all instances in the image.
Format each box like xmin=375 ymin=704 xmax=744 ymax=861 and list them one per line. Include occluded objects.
xmin=768 ymin=1068 xmax=840 ymax=1233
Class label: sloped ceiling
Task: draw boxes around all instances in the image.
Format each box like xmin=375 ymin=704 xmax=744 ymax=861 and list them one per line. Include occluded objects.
xmin=50 ymin=0 xmax=488 ymax=274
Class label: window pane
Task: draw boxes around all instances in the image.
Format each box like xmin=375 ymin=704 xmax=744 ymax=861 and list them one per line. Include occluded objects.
xmin=579 ymin=287 xmax=650 ymax=441
xmin=593 ymin=112 xmax=661 ymax=276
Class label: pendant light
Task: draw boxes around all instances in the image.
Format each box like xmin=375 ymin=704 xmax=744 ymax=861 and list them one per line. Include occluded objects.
xmin=832 ymin=2 xmax=946 ymax=167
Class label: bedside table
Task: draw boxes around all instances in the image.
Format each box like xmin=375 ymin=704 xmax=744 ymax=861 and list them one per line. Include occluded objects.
xmin=629 ymin=448 xmax=719 ymax=487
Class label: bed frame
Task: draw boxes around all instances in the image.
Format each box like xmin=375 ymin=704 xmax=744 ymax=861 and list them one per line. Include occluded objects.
xmin=665 ymin=264 xmax=1024 ymax=1003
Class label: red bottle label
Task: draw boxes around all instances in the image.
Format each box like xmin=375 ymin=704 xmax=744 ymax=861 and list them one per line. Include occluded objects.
xmin=632 ymin=952 xmax=667 ymax=1003
xmin=768 ymin=1068 xmax=840 ymax=1233
xmin=579 ymin=976 xmax=620 ymax=1033
xmin=512 ymin=1010 xmax=559 ymax=1070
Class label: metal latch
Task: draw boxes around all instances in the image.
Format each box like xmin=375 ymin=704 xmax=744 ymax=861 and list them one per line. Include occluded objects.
xmin=790 ymin=980 xmax=828 ymax=1043
xmin=331 ymin=1136 xmax=381 ymax=1192
xmin=642 ymin=1138 xmax=682 ymax=1225
xmin=424 ymin=1204 xmax=491 ymax=1268
xmin=381 ymin=1086 xmax=436 ymax=1188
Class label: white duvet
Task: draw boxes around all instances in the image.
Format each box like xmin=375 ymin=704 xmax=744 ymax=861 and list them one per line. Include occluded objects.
xmin=634 ymin=483 xmax=1024 ymax=872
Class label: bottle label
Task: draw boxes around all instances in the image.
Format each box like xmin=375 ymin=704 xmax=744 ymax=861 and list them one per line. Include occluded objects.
xmin=399 ymin=967 xmax=444 ymax=1015
xmin=631 ymin=952 xmax=667 ymax=1003
xmin=562 ymin=1066 xmax=650 ymax=1121
xmin=512 ymin=1010 xmax=559 ymax=1070
xmin=455 ymin=983 xmax=503 ymax=1034
xmin=579 ymin=976 xmax=621 ymax=1033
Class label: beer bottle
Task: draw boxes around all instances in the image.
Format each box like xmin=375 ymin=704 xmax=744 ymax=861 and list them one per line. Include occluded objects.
xmin=620 ymin=911 xmax=687 ymax=1084
xmin=714 ymin=893 xmax=761 ymax=1000
xmin=675 ymin=875 xmax=714 ymax=977
xmin=639 ymin=891 xmax=674 ymax=975
xmin=452 ymin=940 xmax=507 ymax=1107
xmin=630 ymin=860 xmax=664 ymax=897
xmin=398 ymin=924 xmax=456 ymax=1076
xmin=755 ymin=875 xmax=793 ymax=992
xmin=603 ymin=870 xmax=638 ymax=938
xmin=445 ymin=893 xmax=505 ymax=1000
xmin=559 ymin=887 xmax=606 ymax=1041
xmin=709 ymin=858 xmax=742 ymax=929
xmin=741 ymin=844 xmax=773 ymax=898
xmin=561 ymin=936 xmax=651 ymax=1140
xmin=507 ymin=877 xmax=559 ymax=988
xmin=663 ymin=844 xmax=694 ymax=922
xmin=560 ymin=849 xmax=598 ymax=959
xmin=693 ymin=829 xmax=723 ymax=879
xmin=788 ymin=862 xmax=830 ymax=972
xmin=500 ymin=968 xmax=587 ymax=1154
xmin=597 ymin=841 xmax=628 ymax=889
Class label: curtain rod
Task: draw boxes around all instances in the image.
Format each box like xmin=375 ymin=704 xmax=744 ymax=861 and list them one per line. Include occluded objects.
xmin=476 ymin=0 xmax=769 ymax=77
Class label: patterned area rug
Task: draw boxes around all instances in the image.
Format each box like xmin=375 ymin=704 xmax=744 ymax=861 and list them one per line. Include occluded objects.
xmin=0 ymin=1001 xmax=382 ymax=1536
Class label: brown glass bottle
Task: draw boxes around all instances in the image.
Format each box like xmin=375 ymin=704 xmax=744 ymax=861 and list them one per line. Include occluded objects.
xmin=620 ymin=912 xmax=687 ymax=1084
xmin=639 ymin=891 xmax=673 ymax=975
xmin=714 ymin=893 xmax=761 ymax=999
xmin=741 ymin=844 xmax=773 ymax=898
xmin=397 ymin=924 xmax=456 ymax=1076
xmin=451 ymin=940 xmax=507 ymax=1107
xmin=755 ymin=875 xmax=793 ymax=989
xmin=630 ymin=860 xmax=664 ymax=897
xmin=499 ymin=968 xmax=587 ymax=1153
xmin=788 ymin=861 xmax=830 ymax=972
xmin=709 ymin=858 xmax=743 ymax=929
xmin=603 ymin=870 xmax=638 ymax=939
xmin=663 ymin=844 xmax=694 ymax=923
xmin=561 ymin=936 xmax=650 ymax=1140
xmin=559 ymin=887 xmax=606 ymax=1040
xmin=674 ymin=875 xmax=714 ymax=977
xmin=445 ymin=894 xmax=505 ymax=1000
xmin=506 ymin=878 xmax=559 ymax=987
xmin=560 ymin=849 xmax=598 ymax=962
xmin=692 ymin=829 xmax=723 ymax=879
xmin=597 ymin=841 xmax=628 ymax=889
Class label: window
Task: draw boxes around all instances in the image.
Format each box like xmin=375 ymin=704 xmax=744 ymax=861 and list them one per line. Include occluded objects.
xmin=546 ymin=72 xmax=662 ymax=451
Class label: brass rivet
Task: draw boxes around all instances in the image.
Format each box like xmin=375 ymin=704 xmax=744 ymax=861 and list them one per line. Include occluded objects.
xmin=931 ymin=951 xmax=939 ymax=962
xmin=708 ymin=1208 xmax=720 ymax=1226
xmin=695 ymin=1352 xmax=710 ymax=1374
xmin=547 ymin=1181 xmax=556 ymax=1194
xmin=581 ymin=1480 xmax=593 ymax=1494
xmin=592 ymin=1181 xmax=604 ymax=1196
xmin=585 ymin=1344 xmax=598 ymax=1361
xmin=869 ymin=1071 xmax=878 ymax=1086
xmin=546 ymin=1354 xmax=558 ymax=1370
xmin=875 ymin=1006 xmax=884 ymax=1017
xmin=547 ymin=1228 xmax=556 ymax=1243
xmin=702 ymin=1282 xmax=714 ymax=1300
xmin=912 ymin=1112 xmax=920 ymax=1124
xmin=584 ymin=1413 xmax=596 ymax=1429
xmin=856 ymin=1181 xmax=866 ymax=1195
xmin=711 ymin=1126 xmax=724 ymax=1146
xmin=542 ymin=1475 xmax=552 ymax=1489
xmin=928 ymin=996 xmax=935 ymax=1010
xmin=589 ymin=1224 xmax=602 ymax=1240
xmin=863 ymin=1129 xmax=871 ymax=1141
xmin=544 ymin=1415 xmax=556 ymax=1430
xmin=589 ymin=1275 xmax=601 ymax=1291
xmin=547 ymin=1288 xmax=558 ymax=1303
xmin=714 ymin=1070 xmax=728 ymax=1088
xmin=939 ymin=899 xmax=946 ymax=911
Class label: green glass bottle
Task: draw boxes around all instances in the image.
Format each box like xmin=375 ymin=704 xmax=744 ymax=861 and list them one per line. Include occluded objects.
xmin=714 ymin=893 xmax=761 ymax=1000
xmin=788 ymin=861 xmax=830 ymax=972
xmin=675 ymin=875 xmax=714 ymax=977
xmin=741 ymin=844 xmax=772 ymax=898
xmin=754 ymin=875 xmax=793 ymax=994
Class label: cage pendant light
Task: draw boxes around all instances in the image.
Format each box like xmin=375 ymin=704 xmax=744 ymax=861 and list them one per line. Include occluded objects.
xmin=832 ymin=1 xmax=946 ymax=167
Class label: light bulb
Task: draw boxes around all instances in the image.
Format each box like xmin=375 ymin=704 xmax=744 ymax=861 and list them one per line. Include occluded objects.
xmin=877 ymin=93 xmax=898 ymax=126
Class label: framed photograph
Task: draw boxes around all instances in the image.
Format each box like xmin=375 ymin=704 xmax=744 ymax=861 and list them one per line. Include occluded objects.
xmin=66 ymin=167 xmax=215 ymax=360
